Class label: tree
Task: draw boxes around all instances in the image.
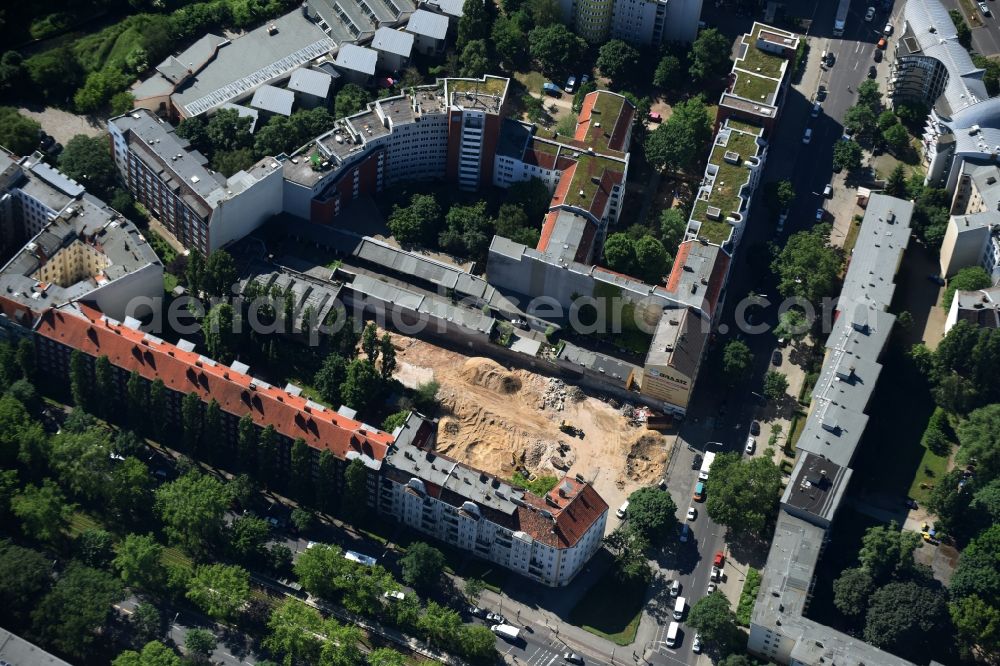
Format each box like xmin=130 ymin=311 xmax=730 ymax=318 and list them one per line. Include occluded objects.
xmin=126 ymin=370 xmax=147 ymax=424
xmin=833 ymin=138 xmax=863 ymax=171
xmin=625 ymin=487 xmax=678 ymax=545
xmin=181 ymin=391 xmax=203 ymax=454
xmin=213 ymin=148 xmax=256 ymax=177
xmin=203 ymin=250 xmax=237 ymax=298
xmin=368 ymin=648 xmax=408 ymax=666
xmin=457 ymin=624 xmax=497 ymax=661
xmin=185 ymin=628 xmax=217 ymax=661
xmin=0 ymin=107 xmax=42 ymax=156
xmin=886 ymin=164 xmax=908 ymax=197
xmin=858 ymin=521 xmax=921 ymax=583
xmin=439 ymin=201 xmax=495 ymax=258
xmin=315 ymin=450 xmax=338 ymax=513
xmin=687 ymin=591 xmax=740 ymax=650
xmin=77 ymin=528 xmax=114 ymax=568
xmin=762 ymin=371 xmax=789 ymax=400
xmin=314 ymin=353 xmax=347 ymax=406
xmin=603 ymin=527 xmax=651 ymax=581
xmin=343 ymin=458 xmax=368 ymax=524
xmin=833 ymin=566 xmax=875 ymax=616
xmin=387 ymin=193 xmax=442 ymax=247
xmin=653 ymin=54 xmax=682 ymax=90
xmin=634 ymin=236 xmax=671 ymax=284
xmin=228 ymin=514 xmax=271 ymax=564
xmin=864 ymin=581 xmax=947 ymax=657
xmin=0 ymin=53 xmax=25 ymax=96
xmin=957 ymin=404 xmax=1000 ymax=483
xmin=264 ymin=598 xmax=325 ymax=665
xmin=877 ymin=109 xmax=898 ymax=132
xmin=290 ymin=439 xmax=312 ymax=502
xmin=378 ymin=333 xmax=397 ymax=382
xmin=257 ymin=425 xmax=278 ymax=485
xmin=340 ymin=358 xmax=382 ymax=413
xmin=597 ymin=40 xmax=640 ymax=84
xmin=722 ymin=340 xmax=752 ymax=382
xmin=459 ymin=40 xmax=490 ymax=78
xmin=844 ymin=104 xmax=877 ymax=137
xmin=185 ymin=250 xmax=205 ymax=295
xmin=0 ymin=540 xmax=52 ymax=622
xmin=130 ymin=603 xmax=164 ymax=645
xmin=114 ymin=533 xmax=166 ymax=591
xmin=361 ymin=322 xmax=380 ymax=363
xmin=400 ymin=542 xmax=446 ymax=592
xmin=772 ymin=224 xmax=842 ymax=302
xmin=206 ymin=108 xmax=253 ymax=153
xmin=335 ymin=83 xmax=370 ymax=118
xmin=601 ymin=233 xmax=637 ymax=275
xmin=70 ymin=349 xmax=89 ymax=410
xmin=920 ymin=406 xmax=953 ymax=456
xmin=25 ymin=48 xmax=83 ymax=101
xmin=177 ymin=117 xmax=210 ymax=153
xmin=689 ymin=28 xmax=732 ymax=81
xmin=32 ymin=564 xmax=124 ymax=659
xmin=59 ymin=135 xmax=120 ymax=200
xmin=464 ymin=577 xmax=486 ymax=603
xmin=294 ymin=543 xmax=349 ymax=599
xmin=659 ymin=208 xmax=688 ymax=250
xmin=943 ymin=266 xmax=991 ymax=311
xmin=320 ymin=619 xmax=364 ymax=665
xmin=74 ymin=68 xmax=131 ymax=114
xmin=773 ymin=309 xmax=809 ymax=341
xmin=705 ymin=453 xmax=782 ymax=536
xmin=528 ymin=24 xmax=586 ymax=75
xmin=492 ymin=14 xmax=529 ymax=70
xmin=155 ymin=472 xmax=228 ymax=556
xmin=457 ymin=0 xmax=492 ymax=50
xmin=12 ymin=479 xmax=74 ymax=545
xmin=883 ymin=122 xmax=910 ymax=152
xmin=113 ymin=641 xmax=181 ymax=666
xmin=857 ymin=79 xmax=882 ymax=111
xmin=507 ymin=177 xmax=551 ymax=220
xmin=951 ymin=524 xmax=1000 ymax=601
xmin=186 ymin=563 xmax=250 ymax=622
xmin=237 ymin=414 xmax=257 ymax=474
xmin=418 ymin=601 xmax=463 ymax=647
xmin=50 ymin=427 xmax=117 ymax=503
xmin=764 ymin=179 xmax=796 ymax=212
xmin=644 ymin=96 xmax=712 ymax=173
xmin=950 ymin=595 xmax=1000 ymax=658
xmin=718 ymin=656 xmax=754 ymax=666
xmin=204 ymin=303 xmax=236 ymax=363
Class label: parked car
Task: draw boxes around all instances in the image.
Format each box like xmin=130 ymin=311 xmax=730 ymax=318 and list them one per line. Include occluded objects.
xmin=542 ymin=82 xmax=562 ymax=97
xmin=811 ymin=102 xmax=821 ymax=117
xmin=714 ymin=551 xmax=726 ymax=568
xmin=771 ymin=350 xmax=782 ymax=366
xmin=679 ymin=523 xmax=690 ymax=542
xmin=707 ymin=581 xmax=717 ymax=593
xmin=776 ymin=211 xmax=787 ymax=234
xmin=980 ymin=2 xmax=991 ymax=16
xmin=869 ymin=65 xmax=878 ymax=78
xmin=670 ymin=579 xmax=682 ymax=597
xmin=927 ymin=274 xmax=945 ymax=286
xmin=693 ymin=482 xmax=705 ymax=502
xmin=486 ymin=612 xmax=508 ymax=624
xmin=865 ymin=6 xmax=875 ymax=21
xmin=564 ymin=76 xmax=577 ymax=93
xmin=884 ymin=22 xmax=893 ymax=35
xmin=745 ymin=436 xmax=756 ymax=455
xmin=817 ymin=85 xmax=827 ymax=101
xmin=823 ymin=183 xmax=833 ymax=198
xmin=750 ymin=420 xmax=761 ymax=436
xmin=825 ymin=52 xmax=835 ymax=67
xmin=874 ymin=49 xmax=883 ymax=62
xmin=877 ymin=37 xmax=887 ymax=49
xmin=686 ymin=506 xmax=697 ymax=521
xmin=815 ymin=207 xmax=825 ymax=221
xmin=580 ymin=74 xmax=590 ymax=85
xmin=802 ymin=128 xmax=812 ymax=144
xmin=648 ymin=111 xmax=663 ymax=123
xmin=692 ymin=454 xmax=703 ymax=470
xmin=564 ymin=654 xmax=584 ymax=665
xmin=692 ymin=634 xmax=702 ymax=654
xmin=468 ymin=606 xmax=488 ymax=618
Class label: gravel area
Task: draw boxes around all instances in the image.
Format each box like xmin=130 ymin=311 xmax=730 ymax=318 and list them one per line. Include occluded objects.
xmin=17 ymin=106 xmax=105 ymax=144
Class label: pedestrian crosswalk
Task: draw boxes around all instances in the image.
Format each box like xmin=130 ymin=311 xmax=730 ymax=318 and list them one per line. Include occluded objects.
xmin=524 ymin=636 xmax=564 ymax=666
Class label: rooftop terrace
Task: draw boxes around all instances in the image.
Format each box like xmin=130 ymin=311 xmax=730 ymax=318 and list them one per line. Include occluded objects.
xmin=689 ymin=126 xmax=762 ymax=245
xmin=738 ymin=23 xmax=790 ymax=80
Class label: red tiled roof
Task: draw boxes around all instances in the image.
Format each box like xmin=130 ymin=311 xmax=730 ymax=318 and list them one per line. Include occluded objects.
xmin=0 ymin=295 xmax=37 ymax=328
xmin=665 ymin=242 xmax=694 ymax=293
xmin=523 ymin=148 xmax=557 ymax=171
xmin=528 ymin=477 xmax=608 ymax=548
xmin=34 ymin=305 xmax=394 ymax=460
xmin=549 ymin=162 xmax=577 ymax=209
xmin=537 ymin=211 xmax=561 ymax=252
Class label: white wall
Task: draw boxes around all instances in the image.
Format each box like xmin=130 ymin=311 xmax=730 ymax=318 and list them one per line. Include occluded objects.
xmin=210 ymin=167 xmax=284 ymax=250
xmin=86 ymin=262 xmax=164 ymax=321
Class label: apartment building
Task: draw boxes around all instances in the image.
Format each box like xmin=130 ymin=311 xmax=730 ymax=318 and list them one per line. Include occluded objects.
xmin=0 ymin=150 xmax=89 ymax=252
xmin=938 ymin=160 xmax=1000 ymax=280
xmin=558 ymin=0 xmax=701 ymax=45
xmin=889 ymin=0 xmax=1000 ymax=187
xmin=282 ymin=76 xmax=508 ymax=223
xmin=750 ymin=195 xmax=916 ymax=666
xmin=108 ymin=109 xmax=284 ymax=255
xmin=382 ymin=414 xmax=608 ymax=587
xmin=30 ymin=302 xmax=611 ymax=587
xmin=946 ymin=286 xmax=1000 ymax=331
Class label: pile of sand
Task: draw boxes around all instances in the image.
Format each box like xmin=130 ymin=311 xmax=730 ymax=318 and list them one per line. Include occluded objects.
xmin=459 ymin=358 xmax=524 ymax=394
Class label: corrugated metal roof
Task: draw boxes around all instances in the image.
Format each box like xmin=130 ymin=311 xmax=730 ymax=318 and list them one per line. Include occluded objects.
xmin=288 ymin=67 xmax=333 ymax=98
xmin=406 ymin=9 xmax=448 ymax=39
xmin=372 ymin=27 xmax=414 ymax=57
xmin=250 ymin=84 xmax=295 ymax=116
xmin=335 ymin=44 xmax=378 ymax=75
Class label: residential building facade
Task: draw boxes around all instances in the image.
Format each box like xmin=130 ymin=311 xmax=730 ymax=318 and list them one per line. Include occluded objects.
xmin=558 ymin=0 xmax=702 ymax=46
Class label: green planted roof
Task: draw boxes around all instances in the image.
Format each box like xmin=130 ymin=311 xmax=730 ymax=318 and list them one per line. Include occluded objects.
xmin=689 ymin=127 xmax=762 ymax=245
xmin=736 ymin=24 xmax=788 ymax=80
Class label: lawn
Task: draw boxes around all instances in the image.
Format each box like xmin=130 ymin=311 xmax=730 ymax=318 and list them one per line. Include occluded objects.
xmin=843 ymin=217 xmax=862 ymax=254
xmin=908 ymin=443 xmax=953 ymax=504
xmin=732 ymin=71 xmax=779 ymax=103
xmin=568 ymin=569 xmax=646 ymax=645
xmin=514 ymin=70 xmax=547 ymax=94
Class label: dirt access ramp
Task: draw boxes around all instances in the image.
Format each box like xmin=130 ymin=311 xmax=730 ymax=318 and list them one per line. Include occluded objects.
xmin=391 ymin=334 xmax=671 ymax=526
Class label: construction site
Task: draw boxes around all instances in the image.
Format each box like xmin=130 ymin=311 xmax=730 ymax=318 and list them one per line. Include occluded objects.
xmin=390 ymin=332 xmax=673 ymax=528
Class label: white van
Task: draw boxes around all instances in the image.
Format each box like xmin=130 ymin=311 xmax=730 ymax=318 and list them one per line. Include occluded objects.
xmin=616 ymin=501 xmax=629 ymax=519
xmin=673 ymin=596 xmax=686 ymax=620
xmin=665 ymin=621 xmax=680 ymax=647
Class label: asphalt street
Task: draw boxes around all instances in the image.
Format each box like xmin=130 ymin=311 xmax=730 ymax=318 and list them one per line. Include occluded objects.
xmin=939 ymin=0 xmax=1000 ymax=55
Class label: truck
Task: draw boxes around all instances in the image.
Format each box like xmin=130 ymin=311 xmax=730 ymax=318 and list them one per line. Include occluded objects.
xmin=492 ymin=624 xmax=521 ymax=641
xmin=833 ymin=0 xmax=850 ymax=36
xmin=698 ymin=451 xmax=716 ymax=481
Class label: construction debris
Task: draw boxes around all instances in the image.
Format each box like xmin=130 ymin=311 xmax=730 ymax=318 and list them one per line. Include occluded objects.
xmin=542 ymin=378 xmax=567 ymax=411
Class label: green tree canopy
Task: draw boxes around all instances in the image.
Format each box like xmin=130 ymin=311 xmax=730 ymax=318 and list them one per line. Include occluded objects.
xmin=883 ymin=122 xmax=910 ymax=152
xmin=943 ymin=266 xmax=991 ymax=311
xmin=203 ymin=250 xmax=237 ymax=298
xmin=722 ymin=340 xmax=752 ymax=382
xmin=186 ymin=563 xmax=250 ymax=622
xmin=112 ymin=641 xmax=181 ymax=666
xmin=58 ymin=134 xmax=119 ymax=200
xmin=340 ymin=358 xmax=382 ymax=413
xmin=264 ymin=598 xmax=325 ymax=666
xmin=625 ymin=486 xmax=678 ymax=545
xmin=833 ymin=139 xmax=863 ymax=171
xmin=114 ymin=533 xmax=166 ymax=591
xmin=863 ymin=581 xmax=947 ymax=659
xmin=314 ymin=353 xmax=347 ymax=406
xmin=528 ymin=24 xmax=586 ymax=75
xmin=762 ymin=370 xmax=789 ymax=400
xmin=659 ymin=207 xmax=688 ymax=250
xmin=154 ymin=472 xmax=228 ymax=557
xmin=832 ymin=566 xmax=875 ymax=616
xmin=459 ymin=40 xmax=490 ymax=78
xmin=950 ymin=594 xmax=1000 ymax=659
xmin=858 ymin=521 xmax=921 ymax=584
xmin=601 ymin=232 xmax=637 ymax=275
xmin=844 ymin=104 xmax=877 ymax=137
xmin=335 ymin=83 xmax=370 ymax=118
xmin=950 ymin=524 xmax=1000 ymax=601
xmin=32 ymin=563 xmax=124 ymax=659
xmin=644 ymin=96 xmax=712 ymax=173
xmin=184 ymin=628 xmax=217 ymax=660
xmin=653 ymin=54 xmax=682 ymax=89
xmin=596 ymin=40 xmax=640 ymax=84
xmin=0 ymin=540 xmax=52 ymax=622
xmin=771 ymin=224 xmax=842 ymax=302
xmin=204 ymin=303 xmax=236 ymax=363
xmin=687 ymin=591 xmax=741 ymax=651
xmin=634 ymin=236 xmax=672 ymax=284
xmin=689 ymin=28 xmax=732 ymax=81
xmin=387 ymin=193 xmax=442 ymax=246
xmin=205 ymin=108 xmax=253 ymax=152
xmin=704 ymin=453 xmax=782 ymax=536
xmin=957 ymin=404 xmax=1000 ymax=484
xmin=399 ymin=541 xmax=446 ymax=593
xmin=11 ymin=479 xmax=74 ymax=545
